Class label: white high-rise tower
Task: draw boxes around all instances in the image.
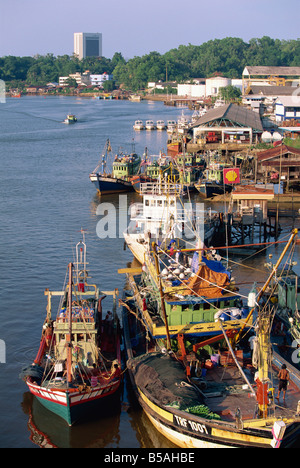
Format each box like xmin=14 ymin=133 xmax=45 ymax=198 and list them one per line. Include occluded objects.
xmin=74 ymin=33 xmax=102 ymax=60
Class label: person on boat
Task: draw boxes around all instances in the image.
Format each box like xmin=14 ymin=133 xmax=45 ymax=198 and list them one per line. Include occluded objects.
xmin=276 ymin=364 xmax=290 ymax=402
xmin=44 ymin=321 xmax=53 ymax=347
xmin=111 ymin=363 xmax=121 ymax=381
xmin=104 ymin=311 xmax=113 ymax=335
xmin=90 ymin=363 xmax=99 ymax=387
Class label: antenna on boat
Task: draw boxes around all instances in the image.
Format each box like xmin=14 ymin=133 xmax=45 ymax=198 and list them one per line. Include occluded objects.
xmin=66 ymin=262 xmax=73 ymax=385
xmin=75 ymin=228 xmax=88 ymax=288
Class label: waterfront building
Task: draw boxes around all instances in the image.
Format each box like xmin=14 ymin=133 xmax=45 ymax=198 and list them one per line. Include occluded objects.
xmin=257 ymin=144 xmax=300 ymax=191
xmin=177 ymin=77 xmax=243 ymax=99
xmin=190 ymin=103 xmax=263 ymax=146
xmin=59 ymin=72 xmax=90 ymax=87
xmin=275 ymin=96 xmax=300 ymax=122
xmin=242 ymin=66 xmax=300 ymax=94
xmin=74 ymin=32 xmax=102 ymax=60
xmin=90 ymin=73 xmax=113 ymax=87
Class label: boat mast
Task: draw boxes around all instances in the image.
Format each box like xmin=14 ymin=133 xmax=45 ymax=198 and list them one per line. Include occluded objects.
xmin=234 ymin=228 xmax=298 ymax=343
xmin=236 ymin=228 xmax=298 ymax=418
xmin=152 ymin=242 xmax=172 ymax=350
xmin=66 ymin=262 xmax=73 ymax=385
xmin=102 ymin=138 xmax=111 ymax=174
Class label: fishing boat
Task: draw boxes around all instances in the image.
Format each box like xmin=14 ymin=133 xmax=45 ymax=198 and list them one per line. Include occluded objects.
xmin=195 ymin=163 xmax=233 ymax=199
xmin=89 ymin=139 xmax=141 ymax=195
xmin=173 ymin=152 xmax=206 ymax=192
xmin=130 ymin=151 xmax=176 ymax=194
xmin=156 ymin=120 xmax=166 ymax=131
xmin=63 ymin=114 xmax=77 ymax=124
xmin=20 ymin=234 xmax=122 ymax=426
xmin=133 ymin=120 xmax=144 ymax=130
xmin=124 ymin=177 xmax=219 ymax=265
xmin=145 ymin=120 xmax=156 ymax=130
xmin=167 ymin=120 xmax=177 ymax=134
xmin=167 ymin=135 xmax=183 ymax=156
xmin=120 ymin=229 xmax=300 ymax=448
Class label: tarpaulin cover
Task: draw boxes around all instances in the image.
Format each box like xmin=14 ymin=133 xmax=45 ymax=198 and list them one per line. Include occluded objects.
xmin=182 ymin=264 xmax=230 ymax=298
xmin=201 ymin=257 xmax=231 ymax=280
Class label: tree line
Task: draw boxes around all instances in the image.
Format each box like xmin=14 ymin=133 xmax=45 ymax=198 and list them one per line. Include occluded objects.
xmin=1 ymin=36 xmax=300 ymax=91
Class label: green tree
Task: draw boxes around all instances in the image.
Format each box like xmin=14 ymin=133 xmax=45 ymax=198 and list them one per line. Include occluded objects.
xmin=218 ymin=85 xmax=242 ymax=102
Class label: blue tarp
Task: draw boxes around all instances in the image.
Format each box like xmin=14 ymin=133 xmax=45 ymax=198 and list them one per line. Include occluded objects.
xmin=201 ymin=256 xmax=231 ymax=280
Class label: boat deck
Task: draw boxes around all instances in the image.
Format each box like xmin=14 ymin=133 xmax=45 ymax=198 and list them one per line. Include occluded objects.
xmin=196 ymin=364 xmax=300 ymax=423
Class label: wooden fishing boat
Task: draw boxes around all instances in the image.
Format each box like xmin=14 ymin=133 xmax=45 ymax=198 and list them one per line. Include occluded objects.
xmin=89 ymin=139 xmax=140 ymax=195
xmin=20 ymin=234 xmax=122 ymax=426
xmin=130 ymin=152 xmax=175 ymax=194
xmin=195 ymin=164 xmax=233 ymax=199
xmin=120 ymin=229 xmax=300 ymax=447
xmin=124 ymin=178 xmax=219 ymax=265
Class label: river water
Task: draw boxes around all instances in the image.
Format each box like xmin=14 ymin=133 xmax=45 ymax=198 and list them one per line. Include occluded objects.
xmin=0 ymin=96 xmax=299 ymax=448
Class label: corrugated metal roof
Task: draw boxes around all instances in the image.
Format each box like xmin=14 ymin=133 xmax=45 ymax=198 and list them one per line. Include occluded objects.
xmin=191 ymin=103 xmax=263 ymax=132
xmin=257 ymin=144 xmax=300 ymax=161
xmin=243 ymin=66 xmax=300 ymax=76
xmin=246 ymin=85 xmax=298 ymax=96
xmin=276 ymin=96 xmax=300 ymax=106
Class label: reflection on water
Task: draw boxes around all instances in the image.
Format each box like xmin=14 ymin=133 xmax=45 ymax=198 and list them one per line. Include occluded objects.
xmin=2 ymin=96 xmax=300 ymax=448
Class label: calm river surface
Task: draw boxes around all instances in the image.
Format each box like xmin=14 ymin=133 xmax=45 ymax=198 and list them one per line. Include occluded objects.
xmin=0 ymin=96 xmax=299 ymax=448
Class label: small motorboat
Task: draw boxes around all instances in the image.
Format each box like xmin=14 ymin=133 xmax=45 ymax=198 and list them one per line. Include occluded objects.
xmin=63 ymin=114 xmax=77 ymax=124
xmin=133 ymin=120 xmax=144 ymax=130
xmin=156 ymin=120 xmax=166 ymax=130
xmin=145 ymin=120 xmax=156 ymax=130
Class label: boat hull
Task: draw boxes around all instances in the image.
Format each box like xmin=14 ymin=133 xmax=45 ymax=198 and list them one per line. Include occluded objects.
xmin=196 ymin=182 xmax=233 ymax=199
xmin=27 ymin=378 xmax=121 ymax=426
xmin=130 ymin=175 xmax=155 ymax=194
xmin=90 ymin=174 xmax=134 ymax=194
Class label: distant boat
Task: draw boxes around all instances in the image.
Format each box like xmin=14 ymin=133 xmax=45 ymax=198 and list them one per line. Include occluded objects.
xmin=133 ymin=120 xmax=144 ymax=130
xmin=167 ymin=120 xmax=177 ymax=134
xmin=63 ymin=114 xmax=77 ymax=124
xmin=156 ymin=120 xmax=166 ymax=130
xmin=20 ymin=232 xmax=122 ymax=426
xmin=129 ymin=95 xmax=141 ymax=102
xmin=89 ymin=139 xmax=141 ymax=195
xmin=145 ymin=120 xmax=156 ymax=130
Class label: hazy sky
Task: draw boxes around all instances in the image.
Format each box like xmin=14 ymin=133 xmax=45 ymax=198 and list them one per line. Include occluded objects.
xmin=1 ymin=0 xmax=299 ymax=59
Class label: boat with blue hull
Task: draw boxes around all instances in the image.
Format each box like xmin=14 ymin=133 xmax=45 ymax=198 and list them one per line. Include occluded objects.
xmin=89 ymin=139 xmax=141 ymax=195
xmin=20 ymin=234 xmax=122 ymax=426
xmin=90 ymin=173 xmax=134 ymax=195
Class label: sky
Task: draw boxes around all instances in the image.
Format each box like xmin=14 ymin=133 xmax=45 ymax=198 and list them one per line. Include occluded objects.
xmin=1 ymin=0 xmax=300 ymax=59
